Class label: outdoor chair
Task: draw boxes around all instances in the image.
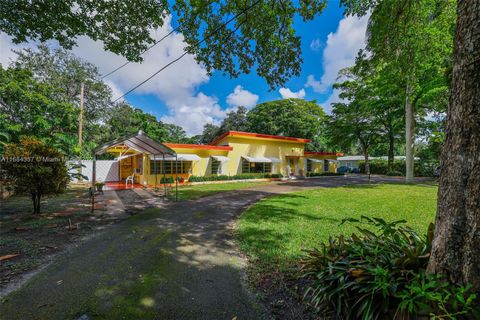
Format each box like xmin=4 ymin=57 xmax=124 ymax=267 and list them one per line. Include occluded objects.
xmin=125 ymin=172 xmax=135 ymax=186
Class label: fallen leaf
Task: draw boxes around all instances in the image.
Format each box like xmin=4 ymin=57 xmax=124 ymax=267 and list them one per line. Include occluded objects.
xmin=15 ymin=227 xmax=30 ymax=232
xmin=0 ymin=254 xmax=20 ymax=261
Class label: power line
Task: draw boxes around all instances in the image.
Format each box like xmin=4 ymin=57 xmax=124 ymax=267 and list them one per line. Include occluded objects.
xmin=101 ymin=0 xmax=216 ymax=79
xmin=101 ymin=26 xmax=180 ymax=79
xmin=112 ymin=0 xmax=261 ymax=103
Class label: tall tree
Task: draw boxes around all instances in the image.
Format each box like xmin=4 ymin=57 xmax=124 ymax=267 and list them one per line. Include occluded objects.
xmin=13 ymin=44 xmax=114 ymax=146
xmin=107 ymin=103 xmax=171 ymax=143
xmin=0 ymin=66 xmax=78 ymax=155
xmin=218 ymin=106 xmax=249 ymax=134
xmin=199 ymin=123 xmax=221 ymax=144
xmin=247 ymin=99 xmax=327 ymax=143
xmin=330 ymin=62 xmax=382 ymax=173
xmin=346 ymin=0 xmax=455 ymax=181
xmin=427 ymin=1 xmax=480 ymax=289
xmin=1 ymin=1 xmax=328 ymax=88
xmin=329 ymin=102 xmax=379 ymax=175
xmin=0 ymin=0 xmax=168 ymax=61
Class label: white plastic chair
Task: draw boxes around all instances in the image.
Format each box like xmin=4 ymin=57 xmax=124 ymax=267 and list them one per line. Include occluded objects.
xmin=125 ymin=171 xmax=135 ymax=187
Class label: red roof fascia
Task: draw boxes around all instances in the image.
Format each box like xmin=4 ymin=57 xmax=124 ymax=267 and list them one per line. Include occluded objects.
xmin=304 ymin=151 xmax=344 ymax=156
xmin=163 ymin=143 xmax=233 ymax=151
xmin=210 ymin=131 xmax=311 ymax=145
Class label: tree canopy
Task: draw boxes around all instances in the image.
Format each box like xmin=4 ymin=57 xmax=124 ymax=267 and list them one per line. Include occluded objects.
xmin=0 ymin=0 xmax=168 ymax=61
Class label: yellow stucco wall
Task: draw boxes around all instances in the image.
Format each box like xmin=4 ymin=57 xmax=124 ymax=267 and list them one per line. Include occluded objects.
xmin=140 ymin=148 xmax=230 ymax=185
xmin=220 ymin=136 xmax=305 ymax=176
xmin=122 ymin=137 xmax=337 ymax=185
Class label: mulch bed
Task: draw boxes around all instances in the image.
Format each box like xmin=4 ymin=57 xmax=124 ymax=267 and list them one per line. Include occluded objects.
xmin=245 ymin=262 xmax=332 ymax=320
xmin=0 ymin=188 xmax=122 ymax=292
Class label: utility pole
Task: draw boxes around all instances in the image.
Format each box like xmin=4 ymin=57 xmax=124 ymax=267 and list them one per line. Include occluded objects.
xmin=78 ymin=83 xmax=84 ymax=183
xmin=78 ymin=82 xmax=84 ymax=151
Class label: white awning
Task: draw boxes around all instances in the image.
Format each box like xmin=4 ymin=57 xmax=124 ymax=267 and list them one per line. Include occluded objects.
xmin=266 ymin=157 xmax=281 ymax=163
xmin=307 ymin=158 xmax=323 ymax=163
xmin=150 ymin=154 xmax=201 ymax=161
xmin=242 ymin=156 xmax=272 ymax=163
xmin=211 ymin=156 xmax=229 ymax=162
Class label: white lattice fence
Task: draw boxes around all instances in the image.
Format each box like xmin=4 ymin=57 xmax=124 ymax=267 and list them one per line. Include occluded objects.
xmin=68 ymin=160 xmax=119 ymax=183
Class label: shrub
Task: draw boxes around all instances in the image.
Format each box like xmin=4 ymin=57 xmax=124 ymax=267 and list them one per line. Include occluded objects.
xmin=386 ymin=170 xmax=403 ymax=176
xmin=359 ymin=160 xmax=439 ymax=177
xmin=188 ymin=173 xmax=283 ymax=182
xmin=307 ymin=172 xmax=344 ymax=177
xmin=2 ymin=137 xmax=69 ymax=214
xmin=302 ymin=217 xmax=478 ymax=319
xmin=160 ymin=176 xmax=174 ymax=184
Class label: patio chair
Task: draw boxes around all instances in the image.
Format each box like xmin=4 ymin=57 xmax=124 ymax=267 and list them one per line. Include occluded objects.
xmin=125 ymin=172 xmax=135 ymax=187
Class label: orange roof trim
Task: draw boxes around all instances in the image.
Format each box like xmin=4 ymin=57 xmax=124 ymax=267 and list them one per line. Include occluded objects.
xmin=304 ymin=151 xmax=344 ymax=156
xmin=211 ymin=131 xmax=311 ymax=145
xmin=163 ymin=143 xmax=233 ymax=151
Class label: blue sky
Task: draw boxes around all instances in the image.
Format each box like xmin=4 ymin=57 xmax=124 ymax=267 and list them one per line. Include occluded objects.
xmin=0 ymin=2 xmax=369 ymax=135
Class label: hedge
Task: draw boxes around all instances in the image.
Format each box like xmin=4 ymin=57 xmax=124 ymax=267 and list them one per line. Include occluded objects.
xmin=307 ymin=172 xmax=344 ymax=177
xmin=188 ymin=173 xmax=283 ymax=182
xmin=358 ymin=160 xmax=438 ymax=177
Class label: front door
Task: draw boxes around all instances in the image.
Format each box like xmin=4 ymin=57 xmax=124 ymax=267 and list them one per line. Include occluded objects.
xmin=287 ymin=158 xmax=299 ymax=176
xmin=120 ymin=157 xmax=133 ymax=180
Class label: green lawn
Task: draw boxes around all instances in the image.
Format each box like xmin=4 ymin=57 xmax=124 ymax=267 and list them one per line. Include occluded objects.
xmin=170 ymin=181 xmax=270 ymax=201
xmin=237 ymin=183 xmax=438 ymax=269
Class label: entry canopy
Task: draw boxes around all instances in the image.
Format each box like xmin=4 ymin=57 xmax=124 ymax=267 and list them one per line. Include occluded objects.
xmin=150 ymin=154 xmax=201 ymax=161
xmin=242 ymin=155 xmax=275 ymax=163
xmin=94 ymin=131 xmax=176 ymax=156
xmin=211 ymin=155 xmax=229 ymax=162
xmin=306 ymin=158 xmax=323 ymax=163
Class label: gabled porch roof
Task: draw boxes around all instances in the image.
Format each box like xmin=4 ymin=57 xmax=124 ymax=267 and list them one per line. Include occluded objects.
xmin=93 ymin=131 xmax=176 ymax=156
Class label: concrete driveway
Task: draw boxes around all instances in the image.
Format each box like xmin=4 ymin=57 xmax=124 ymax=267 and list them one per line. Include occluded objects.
xmin=0 ymin=175 xmax=427 ymax=320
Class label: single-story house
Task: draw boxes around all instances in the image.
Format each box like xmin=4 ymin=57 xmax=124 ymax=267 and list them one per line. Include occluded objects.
xmin=337 ymin=155 xmax=420 ymax=171
xmin=92 ymin=130 xmax=341 ymax=186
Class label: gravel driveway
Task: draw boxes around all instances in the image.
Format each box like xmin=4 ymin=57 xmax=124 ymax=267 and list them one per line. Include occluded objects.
xmin=0 ymin=175 xmax=429 ymax=319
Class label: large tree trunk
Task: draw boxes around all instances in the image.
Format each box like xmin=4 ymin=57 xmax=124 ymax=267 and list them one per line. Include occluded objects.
xmin=388 ymin=127 xmax=395 ymax=171
xmin=363 ymin=146 xmax=370 ymax=175
xmin=427 ymin=1 xmax=480 ymax=289
xmin=405 ymin=84 xmax=415 ymax=182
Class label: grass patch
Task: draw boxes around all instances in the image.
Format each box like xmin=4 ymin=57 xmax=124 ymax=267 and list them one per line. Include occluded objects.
xmin=237 ymin=183 xmax=438 ymax=270
xmin=168 ymin=181 xmax=270 ymax=201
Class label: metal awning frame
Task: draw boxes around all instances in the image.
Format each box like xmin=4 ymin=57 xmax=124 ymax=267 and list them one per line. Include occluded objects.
xmin=91 ymin=131 xmax=179 ymax=212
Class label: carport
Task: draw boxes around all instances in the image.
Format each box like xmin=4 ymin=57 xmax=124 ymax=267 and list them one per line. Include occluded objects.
xmin=91 ymin=131 xmax=179 ymax=212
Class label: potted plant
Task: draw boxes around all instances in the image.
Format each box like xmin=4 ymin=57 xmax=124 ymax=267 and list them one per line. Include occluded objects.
xmin=95 ymin=182 xmax=105 ymax=192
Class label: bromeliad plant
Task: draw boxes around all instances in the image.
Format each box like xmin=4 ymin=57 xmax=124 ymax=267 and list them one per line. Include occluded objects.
xmin=301 ymin=216 xmax=478 ymax=319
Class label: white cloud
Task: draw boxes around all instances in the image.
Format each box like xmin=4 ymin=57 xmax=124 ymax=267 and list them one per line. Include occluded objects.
xmin=305 ymin=14 xmax=369 ymax=95
xmin=0 ymin=34 xmax=17 ymax=66
xmin=279 ymin=87 xmax=306 ymax=99
xmin=70 ymin=17 xmax=215 ymax=135
xmin=161 ymin=92 xmax=226 ymax=135
xmin=319 ymin=89 xmax=342 ymax=114
xmin=310 ymin=38 xmax=322 ymax=51
xmin=226 ymin=85 xmax=259 ymax=108
xmin=1 ymin=21 xmax=221 ymax=135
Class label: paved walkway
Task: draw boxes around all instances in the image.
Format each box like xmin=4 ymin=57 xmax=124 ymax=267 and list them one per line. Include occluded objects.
xmin=0 ymin=175 xmax=428 ymax=320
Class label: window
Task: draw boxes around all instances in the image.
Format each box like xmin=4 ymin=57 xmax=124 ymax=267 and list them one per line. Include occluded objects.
xmin=150 ymin=160 xmax=191 ymax=174
xmin=211 ymin=158 xmax=221 ymax=174
xmin=306 ymin=159 xmax=313 ymax=173
xmin=324 ymin=160 xmax=329 ymax=172
xmin=241 ymin=158 xmax=272 ymax=173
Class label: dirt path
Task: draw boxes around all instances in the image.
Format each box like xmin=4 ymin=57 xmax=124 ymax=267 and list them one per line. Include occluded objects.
xmin=0 ymin=175 xmax=430 ymax=320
